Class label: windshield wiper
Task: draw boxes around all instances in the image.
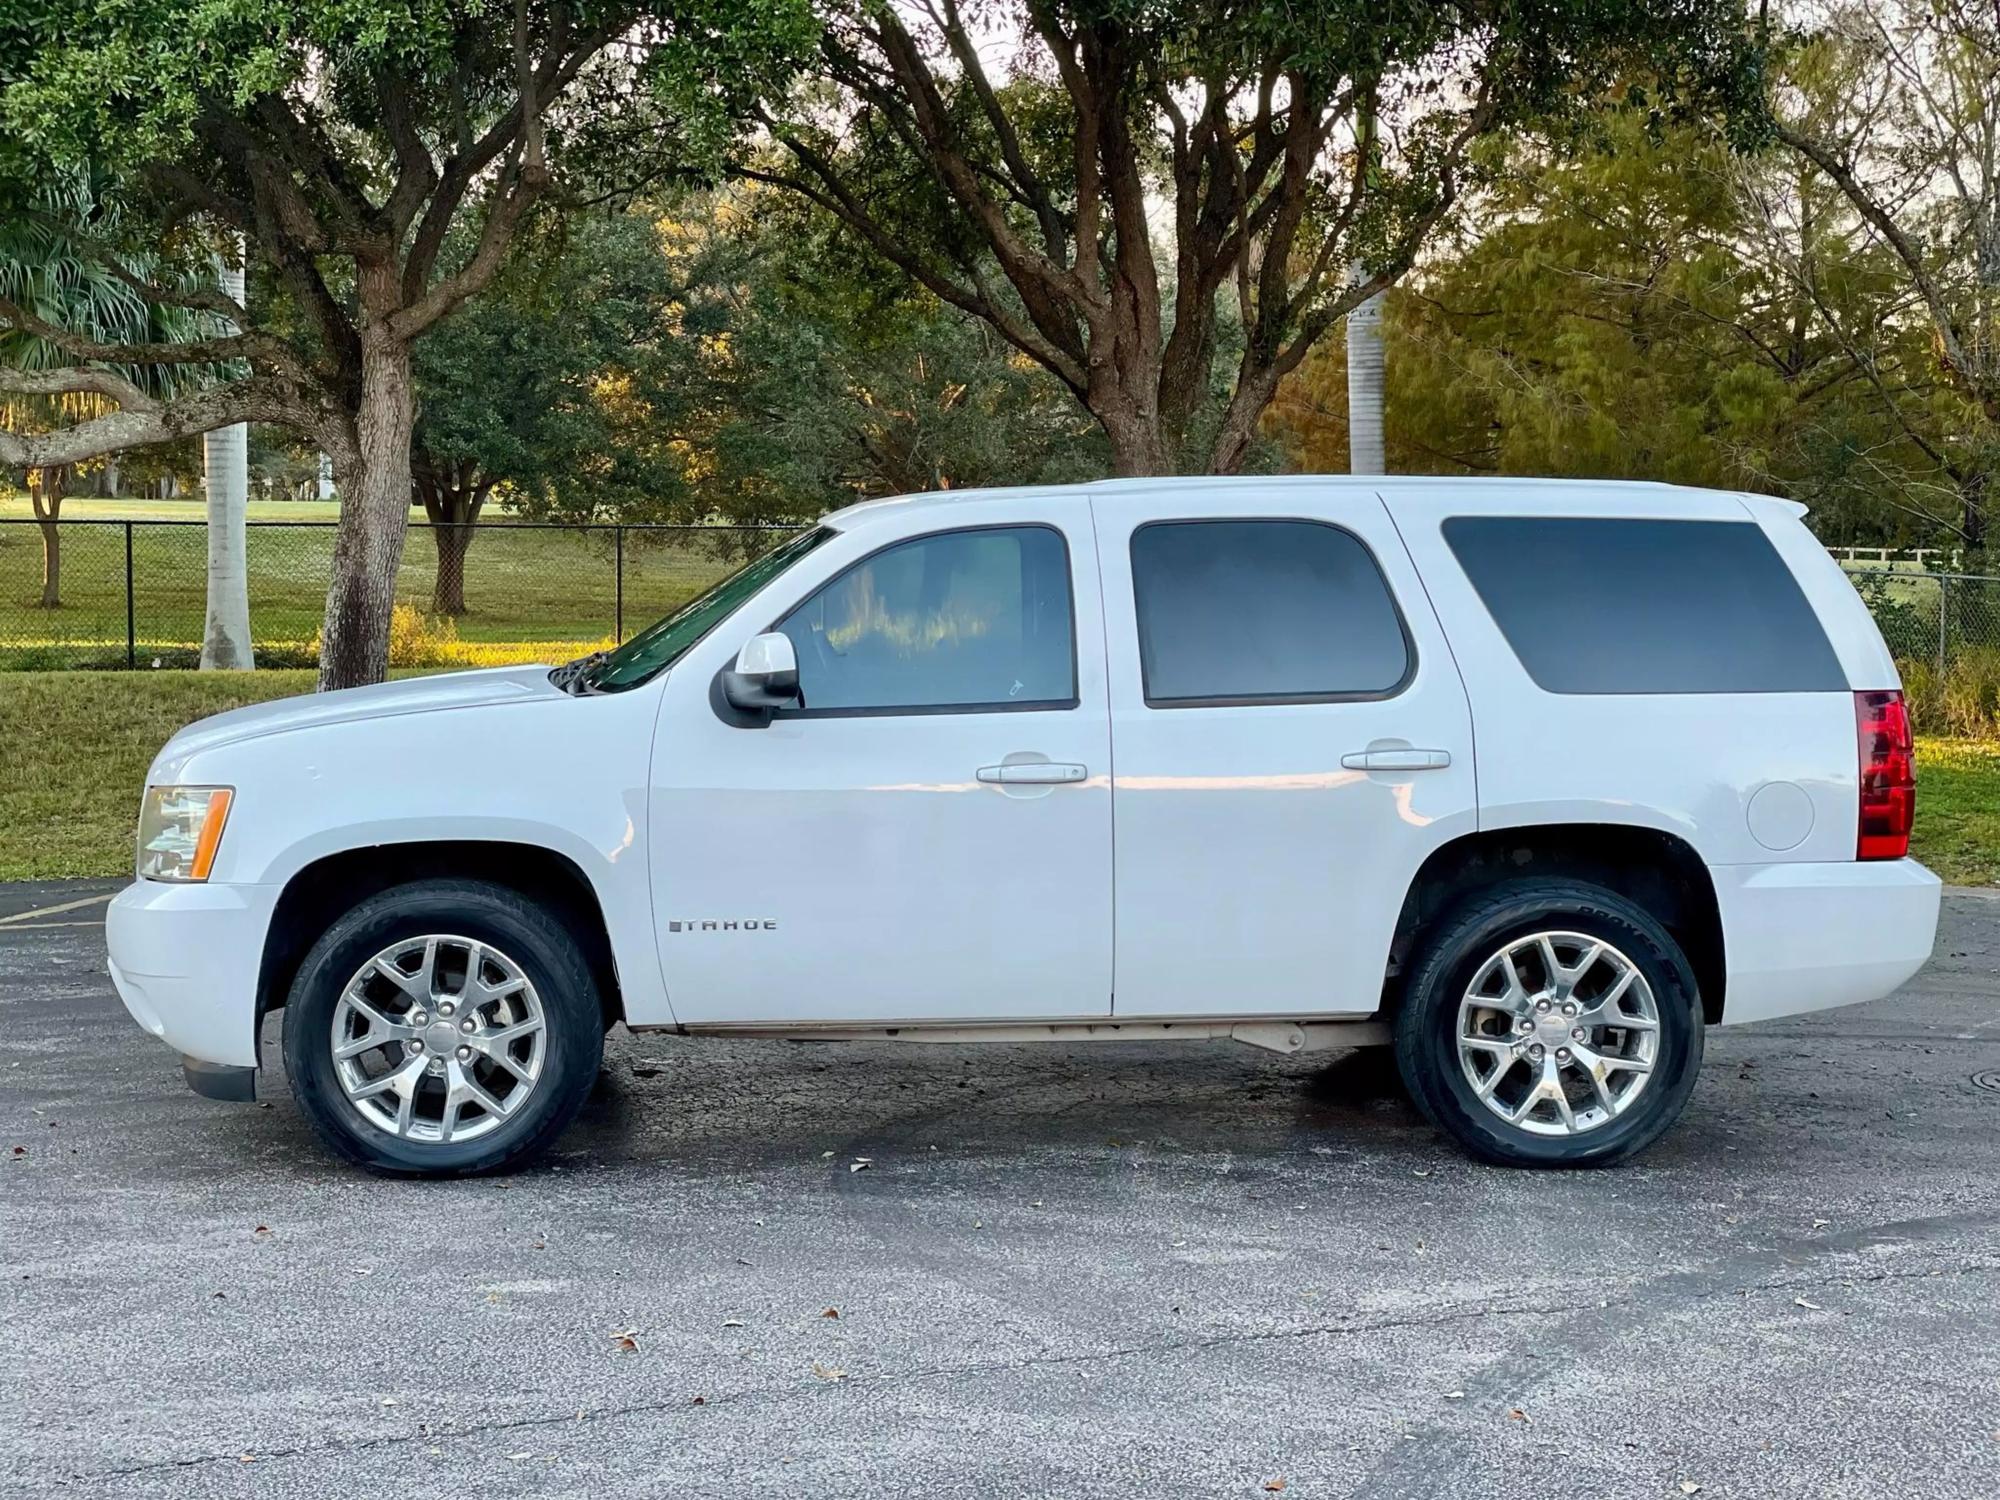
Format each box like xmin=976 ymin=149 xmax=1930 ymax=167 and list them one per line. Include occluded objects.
xmin=548 ymin=649 xmax=610 ymax=696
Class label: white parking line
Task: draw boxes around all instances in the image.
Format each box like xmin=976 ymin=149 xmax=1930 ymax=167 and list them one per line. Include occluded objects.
xmin=0 ymin=892 xmax=114 ymax=926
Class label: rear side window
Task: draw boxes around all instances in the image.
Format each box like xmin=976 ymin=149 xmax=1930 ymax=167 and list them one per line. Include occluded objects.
xmin=1130 ymin=519 xmax=1412 ymax=705
xmin=1443 ymin=516 xmax=1846 ymax=694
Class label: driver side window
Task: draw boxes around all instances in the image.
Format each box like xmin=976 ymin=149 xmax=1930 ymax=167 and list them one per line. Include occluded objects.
xmin=775 ymin=525 xmax=1076 ymax=714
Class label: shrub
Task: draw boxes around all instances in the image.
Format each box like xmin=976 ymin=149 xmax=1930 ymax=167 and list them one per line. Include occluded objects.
xmin=1899 ymin=649 xmax=2000 ymax=738
xmin=310 ymin=604 xmax=610 ymax=671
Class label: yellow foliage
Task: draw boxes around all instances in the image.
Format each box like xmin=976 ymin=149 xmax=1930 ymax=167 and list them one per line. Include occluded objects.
xmin=310 ymin=605 xmax=613 ymax=670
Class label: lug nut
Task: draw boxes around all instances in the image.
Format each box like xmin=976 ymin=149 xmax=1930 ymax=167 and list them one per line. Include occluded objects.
xmin=439 ymin=1001 xmax=455 ymax=1018
xmin=407 ymin=1038 xmax=424 ymax=1055
xmin=1571 ymin=1027 xmax=1586 ymax=1041
xmin=1529 ymin=1043 xmax=1546 ymax=1060
xmin=1516 ymin=1017 xmax=1534 ymax=1034
xmin=1511 ymin=1043 xmax=1526 ymax=1057
xmin=411 ymin=1011 xmax=428 ymax=1027
xmin=460 ymin=1018 xmax=476 ymax=1033
xmin=1535 ymin=999 xmax=1552 ymax=1014
xmin=1562 ymin=1002 xmax=1578 ymax=1017
xmin=1556 ymin=1047 xmax=1572 ymax=1063
xmin=457 ymin=1045 xmax=472 ymax=1061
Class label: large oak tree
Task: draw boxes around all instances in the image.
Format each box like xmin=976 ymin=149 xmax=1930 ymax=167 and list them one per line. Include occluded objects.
xmin=743 ymin=0 xmax=1763 ymax=477
xmin=0 ymin=0 xmax=813 ymax=687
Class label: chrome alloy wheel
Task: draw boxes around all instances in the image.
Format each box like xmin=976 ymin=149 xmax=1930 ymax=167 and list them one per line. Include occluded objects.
xmin=329 ymin=935 xmax=547 ymax=1144
xmin=1456 ymin=930 xmax=1660 ymax=1137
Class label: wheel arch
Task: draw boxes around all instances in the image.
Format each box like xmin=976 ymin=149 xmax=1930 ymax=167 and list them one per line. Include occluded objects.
xmin=256 ymin=841 xmax=625 ymax=1033
xmin=1385 ymin=824 xmax=1726 ymax=1024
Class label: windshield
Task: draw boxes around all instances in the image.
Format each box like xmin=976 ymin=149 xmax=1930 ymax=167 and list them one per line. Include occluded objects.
xmin=567 ymin=527 xmax=834 ymax=694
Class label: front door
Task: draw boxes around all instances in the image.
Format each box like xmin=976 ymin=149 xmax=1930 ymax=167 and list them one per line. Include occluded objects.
xmin=649 ymin=502 xmax=1113 ymax=1026
xmin=1090 ymin=487 xmax=1477 ymax=1017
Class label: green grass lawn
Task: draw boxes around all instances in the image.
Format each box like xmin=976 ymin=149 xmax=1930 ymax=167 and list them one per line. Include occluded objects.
xmin=1 ymin=671 xmax=320 ymax=878
xmin=4 ymin=670 xmax=1997 ymax=888
xmin=0 ymin=509 xmax=779 ymax=666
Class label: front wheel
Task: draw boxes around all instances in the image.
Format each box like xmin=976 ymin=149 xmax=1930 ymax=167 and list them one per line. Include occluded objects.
xmin=1393 ymin=879 xmax=1704 ymax=1167
xmin=281 ymin=879 xmax=604 ymax=1176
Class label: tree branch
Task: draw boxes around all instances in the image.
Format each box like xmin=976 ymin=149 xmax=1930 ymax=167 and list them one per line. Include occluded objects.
xmin=0 ymin=372 xmax=311 ymax=469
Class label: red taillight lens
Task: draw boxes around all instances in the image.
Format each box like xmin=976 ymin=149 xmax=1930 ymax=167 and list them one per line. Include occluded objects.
xmin=1856 ymin=689 xmax=1915 ymax=860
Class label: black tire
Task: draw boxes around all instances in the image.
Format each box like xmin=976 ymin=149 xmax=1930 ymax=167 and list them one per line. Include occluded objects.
xmin=281 ymin=878 xmax=604 ymax=1177
xmin=1392 ymin=878 xmax=1704 ymax=1168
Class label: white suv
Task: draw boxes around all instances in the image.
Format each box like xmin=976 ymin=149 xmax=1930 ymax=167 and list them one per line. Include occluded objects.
xmin=106 ymin=478 xmax=1941 ymax=1175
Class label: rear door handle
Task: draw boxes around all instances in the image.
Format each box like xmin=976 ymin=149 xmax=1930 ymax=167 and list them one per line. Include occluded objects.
xmin=1340 ymin=748 xmax=1452 ymax=771
xmin=977 ymin=763 xmax=1088 ymax=785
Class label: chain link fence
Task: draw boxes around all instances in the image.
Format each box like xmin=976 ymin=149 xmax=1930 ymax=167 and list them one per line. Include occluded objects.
xmin=0 ymin=519 xmax=792 ymax=669
xmin=7 ymin=519 xmax=2000 ymax=678
xmin=1841 ymin=567 xmax=2000 ymax=676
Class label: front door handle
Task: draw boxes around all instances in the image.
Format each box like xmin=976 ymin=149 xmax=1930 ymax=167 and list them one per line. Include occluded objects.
xmin=977 ymin=762 xmax=1088 ymax=785
xmin=1340 ymin=748 xmax=1452 ymax=771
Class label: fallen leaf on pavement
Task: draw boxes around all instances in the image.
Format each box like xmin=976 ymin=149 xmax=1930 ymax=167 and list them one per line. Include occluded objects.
xmin=1508 ymin=1408 xmax=1528 ymax=1422
xmin=1679 ymin=1483 xmax=1702 ymax=1495
xmin=610 ymin=1329 xmax=639 ymax=1352
xmin=1263 ymin=1479 xmax=1287 ymax=1493
xmin=821 ymin=1307 xmax=840 ymax=1319
xmin=810 ymin=1362 xmax=847 ymax=1381
xmin=1794 ymin=1297 xmax=1821 ymax=1311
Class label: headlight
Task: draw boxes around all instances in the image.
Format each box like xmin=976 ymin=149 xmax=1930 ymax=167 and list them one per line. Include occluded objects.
xmin=136 ymin=785 xmax=234 ymax=882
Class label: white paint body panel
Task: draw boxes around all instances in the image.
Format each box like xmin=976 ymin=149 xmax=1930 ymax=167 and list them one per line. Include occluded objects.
xmin=104 ymin=477 xmax=1941 ymax=1076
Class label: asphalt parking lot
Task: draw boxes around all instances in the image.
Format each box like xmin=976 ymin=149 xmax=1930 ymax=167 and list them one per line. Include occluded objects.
xmin=3 ymin=880 xmax=1998 ymax=1499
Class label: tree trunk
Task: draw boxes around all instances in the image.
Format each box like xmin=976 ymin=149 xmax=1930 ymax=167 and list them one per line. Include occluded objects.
xmin=415 ymin=462 xmax=491 ymax=618
xmin=1345 ymin=285 xmax=1387 ymax=476
xmin=1101 ymin=406 xmax=1170 ymax=477
xmin=432 ymin=519 xmax=472 ymax=617
xmin=202 ymin=241 xmax=256 ymax=670
xmin=28 ymin=466 xmax=66 ymax=609
xmin=319 ymin=342 xmax=417 ymax=691
xmin=1962 ymin=467 xmax=1988 ymax=557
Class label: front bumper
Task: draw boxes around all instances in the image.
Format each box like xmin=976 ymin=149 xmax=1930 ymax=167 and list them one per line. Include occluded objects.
xmin=106 ymin=878 xmax=280 ymax=1073
xmin=1712 ymin=857 xmax=1942 ymax=1025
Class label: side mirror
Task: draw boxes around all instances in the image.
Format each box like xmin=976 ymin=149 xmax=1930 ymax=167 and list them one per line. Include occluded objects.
xmin=720 ymin=631 xmax=801 ymax=714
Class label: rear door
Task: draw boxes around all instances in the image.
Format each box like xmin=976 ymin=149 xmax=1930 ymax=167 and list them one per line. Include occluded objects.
xmin=1092 ymin=486 xmax=1478 ymax=1017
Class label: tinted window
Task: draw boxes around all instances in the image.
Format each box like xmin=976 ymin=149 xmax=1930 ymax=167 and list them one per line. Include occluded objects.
xmin=1130 ymin=520 xmax=1411 ymax=704
xmin=1443 ymin=516 xmax=1846 ymax=694
xmin=776 ymin=526 xmax=1075 ymax=712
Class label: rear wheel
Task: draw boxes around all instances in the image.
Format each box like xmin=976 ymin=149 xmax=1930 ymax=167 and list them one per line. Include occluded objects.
xmin=1393 ymin=879 xmax=1703 ymax=1167
xmin=281 ymin=879 xmax=603 ymax=1176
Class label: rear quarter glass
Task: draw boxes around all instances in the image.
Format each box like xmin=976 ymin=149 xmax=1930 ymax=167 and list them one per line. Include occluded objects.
xmin=1442 ymin=516 xmax=1848 ymax=695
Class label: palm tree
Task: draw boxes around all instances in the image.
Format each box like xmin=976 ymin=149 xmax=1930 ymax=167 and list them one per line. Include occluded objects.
xmin=1345 ymin=269 xmax=1386 ymax=476
xmin=200 ymin=240 xmax=253 ymax=669
xmin=0 ymin=174 xmax=222 ymax=609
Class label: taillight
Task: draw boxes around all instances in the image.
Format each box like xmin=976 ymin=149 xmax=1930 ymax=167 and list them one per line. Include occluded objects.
xmin=1855 ymin=689 xmax=1914 ymax=860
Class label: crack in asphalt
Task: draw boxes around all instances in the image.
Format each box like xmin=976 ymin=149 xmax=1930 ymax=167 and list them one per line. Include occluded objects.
xmin=51 ymin=1252 xmax=2000 ymax=1487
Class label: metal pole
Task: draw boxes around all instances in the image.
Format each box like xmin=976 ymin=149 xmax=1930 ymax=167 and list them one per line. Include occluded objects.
xmin=125 ymin=521 xmax=136 ymax=669
xmin=615 ymin=526 xmax=624 ymax=643
xmin=1939 ymin=574 xmax=1950 ymax=677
